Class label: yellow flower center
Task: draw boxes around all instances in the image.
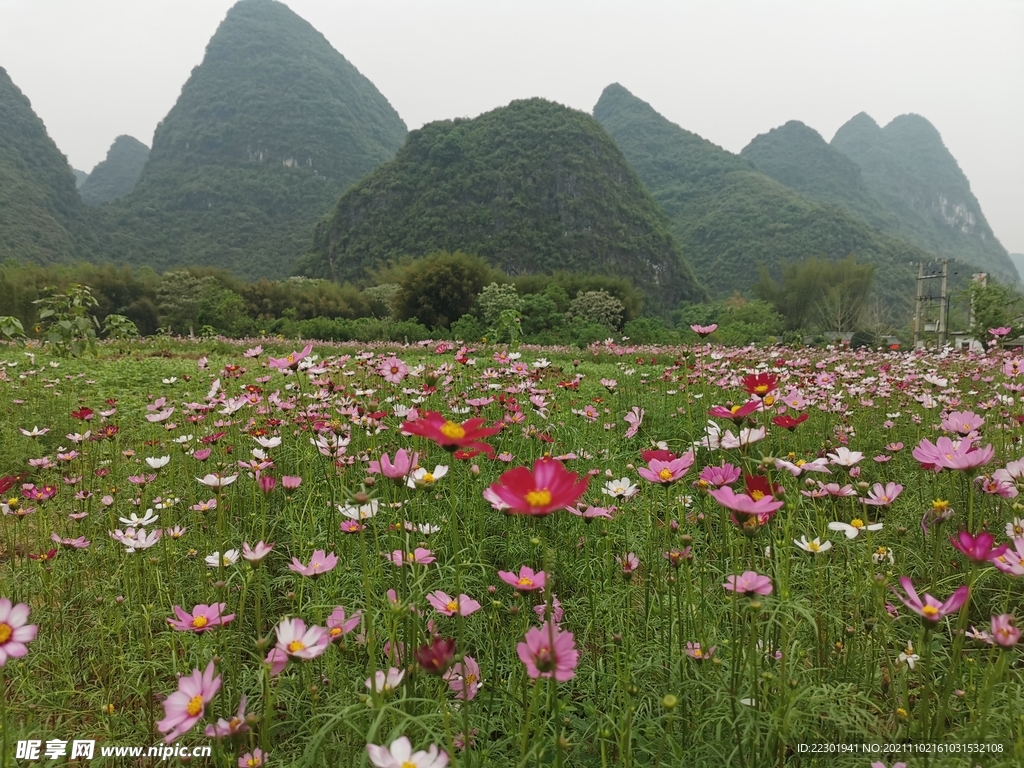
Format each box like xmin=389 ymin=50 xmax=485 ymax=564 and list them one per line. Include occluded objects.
xmin=876 ymin=547 xmax=888 ymax=556
xmin=730 ymin=405 xmax=742 ymax=414
xmin=406 ymin=552 xmax=416 ymax=562
xmin=921 ymin=605 xmax=939 ymax=618
xmin=807 ymin=541 xmax=820 ymax=552
xmin=246 ymin=758 xmax=260 ymax=767
xmin=423 ymin=473 xmax=435 ymax=483
xmin=401 ymin=762 xmax=417 ymax=768
xmin=754 ymin=384 xmax=769 ymax=394
xmin=697 ymin=479 xmax=708 ymax=488
xmin=763 ymin=395 xmax=775 ymax=406
xmin=526 ymin=489 xmax=552 ymax=507
xmin=658 ymin=468 xmax=674 ymax=481
xmin=850 ymin=518 xmax=865 ymax=529
xmin=6 ymin=498 xmax=18 ymax=509
xmin=466 ymin=673 xmax=478 ymax=685
xmin=517 ymin=577 xmax=534 ymax=588
xmin=692 ymin=648 xmax=703 ymax=658
xmin=446 ymin=601 xmax=459 ymax=613
xmin=191 ymin=615 xmax=209 ymax=628
xmin=440 ymin=421 xmax=466 ymax=439
xmin=932 ymin=499 xmax=949 ymax=511
xmin=287 ymin=354 xmax=295 ymax=364
xmin=329 ymin=627 xmax=341 ymax=637
xmin=750 ymin=490 xmax=765 ymax=501
xmin=795 ymin=459 xmax=806 ymax=467
xmin=1015 ymin=526 xmax=1023 ymax=536
xmin=287 ymin=640 xmax=306 ymax=653
xmin=186 ymin=695 xmax=204 ymax=717
xmin=0 ymin=623 xmax=11 ymax=643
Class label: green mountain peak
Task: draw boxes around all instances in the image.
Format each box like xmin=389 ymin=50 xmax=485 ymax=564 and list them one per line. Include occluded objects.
xmin=80 ymin=135 xmax=149 ymax=205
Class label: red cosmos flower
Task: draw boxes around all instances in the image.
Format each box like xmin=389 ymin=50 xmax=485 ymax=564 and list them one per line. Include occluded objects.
xmin=0 ymin=476 xmax=17 ymax=496
xmin=950 ymin=531 xmax=1009 ymax=564
xmin=71 ymin=407 xmax=94 ymax=421
xmin=741 ymin=373 xmax=778 ymax=399
xmin=415 ymin=636 xmax=457 ymax=675
xmin=487 ymin=459 xmax=589 ymax=516
xmin=772 ymin=413 xmax=808 ymax=431
xmin=402 ymin=411 xmax=501 ymax=457
xmin=200 ymin=432 xmax=227 ymax=445
xmin=641 ymin=449 xmax=678 ymax=463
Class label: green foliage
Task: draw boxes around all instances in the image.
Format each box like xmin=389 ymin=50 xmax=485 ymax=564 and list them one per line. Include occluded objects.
xmin=0 ymin=315 xmax=26 ymax=345
xmin=622 ymin=316 xmax=678 ymax=344
xmin=831 ymin=112 xmax=1018 ymax=282
xmin=79 ymin=135 xmax=149 ymax=205
xmin=568 ymin=290 xmax=625 ymax=331
xmin=477 ymin=282 xmax=523 ymax=326
xmin=362 ymin=283 xmax=401 ymax=318
xmin=593 ymin=84 xmax=923 ymax=306
xmin=393 ymin=251 xmax=494 ymax=329
xmin=449 ymin=313 xmax=487 ymax=343
xmin=964 ymin=278 xmax=1024 ymax=339
xmin=674 ymin=297 xmax=784 ymax=345
xmin=301 ymin=97 xmax=707 ymax=313
xmin=519 ymin=291 xmax=563 ymax=337
xmin=32 ymin=284 xmax=100 ymax=357
xmin=102 ymin=313 xmax=140 ymax=352
xmin=755 ymin=255 xmax=875 ymax=332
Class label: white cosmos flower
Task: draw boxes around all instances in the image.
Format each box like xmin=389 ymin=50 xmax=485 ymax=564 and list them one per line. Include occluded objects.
xmin=366 ymin=736 xmax=447 ymax=768
xmin=172 ymin=434 xmax=194 ymax=444
xmin=20 ymin=426 xmax=50 ymax=437
xmin=197 ymin=473 xmax=238 ymax=488
xmin=898 ymin=643 xmax=920 ymax=669
xmin=145 ymin=455 xmax=171 ymax=469
xmin=407 ymin=466 xmax=449 ymax=489
xmin=337 ymin=500 xmax=379 ymax=520
xmin=119 ymin=510 xmax=159 ymax=527
xmin=254 ymin=435 xmax=282 ymax=449
xmin=602 ymin=478 xmax=639 ymax=499
xmin=826 ymin=447 xmax=863 ymax=467
xmin=162 ymin=377 xmax=178 ymax=385
xmin=794 ymin=536 xmax=832 ymax=554
xmin=827 ymin=519 xmax=883 ymax=539
xmin=206 ymin=550 xmax=240 ymax=567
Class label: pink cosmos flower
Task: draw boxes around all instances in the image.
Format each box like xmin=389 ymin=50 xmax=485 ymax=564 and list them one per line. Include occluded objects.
xmin=615 ymin=552 xmax=640 ymax=577
xmin=533 ymin=596 xmax=564 ymax=624
xmin=685 ymin=642 xmax=715 ymax=660
xmin=444 ymin=655 xmax=483 ymax=701
xmin=241 ymin=541 xmax=273 ymax=562
xmin=708 ymin=486 xmax=784 ymax=522
xmin=517 ymin=621 xmax=579 ymax=682
xmin=566 ymin=504 xmax=615 ymax=520
xmin=989 ymin=614 xmax=1021 ymax=647
xmin=913 ymin=436 xmax=994 ymax=472
xmin=697 ymin=462 xmax=742 ymax=488
xmin=274 ymin=618 xmax=330 ymax=660
xmin=157 ymin=661 xmax=221 ymax=742
xmin=707 ymin=401 xmax=760 ymax=424
xmin=288 ymin=549 xmax=338 ymax=577
xmin=366 ymin=667 xmax=405 ymax=695
xmin=385 ymin=548 xmax=436 ymax=567
xmin=487 ymin=458 xmax=589 ymax=515
xmin=623 ymin=407 xmax=645 ymax=439
xmin=167 ymin=603 xmax=235 ymax=633
xmin=0 ymin=598 xmax=37 ymax=666
xmin=205 ymin=695 xmax=249 ymax=738
xmin=723 ymin=571 xmax=773 ymax=596
xmin=366 ymin=736 xmax=448 ymax=768
xmin=637 ymin=453 xmax=696 ymax=486
xmin=690 ymin=324 xmax=717 ymax=337
xmin=862 ymin=482 xmax=903 ymax=507
xmin=950 ymin=530 xmax=1008 ymax=564
xmin=264 ymin=648 xmax=289 ymax=677
xmin=378 ymin=355 xmax=409 ymax=384
xmin=281 ymin=475 xmax=302 ymax=491
xmin=368 ymin=449 xmax=418 ymax=481
xmin=890 ymin=576 xmax=969 ymax=624
xmin=498 ymin=566 xmax=546 ymax=591
xmin=268 ymin=343 xmax=313 ymax=371
xmin=427 ymin=591 xmax=482 ymax=617
xmin=239 ymin=749 xmax=266 ymax=767
xmin=941 ymin=410 xmax=984 ymax=436
xmin=50 ymin=533 xmax=90 ymax=549
xmin=326 ymin=606 xmax=362 ymax=642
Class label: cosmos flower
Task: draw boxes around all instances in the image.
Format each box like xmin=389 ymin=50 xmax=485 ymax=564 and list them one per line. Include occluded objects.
xmin=156 ymin=661 xmax=221 ymax=743
xmin=486 ymin=459 xmax=589 ymax=515
xmin=401 ymin=411 xmax=500 ymax=456
xmin=949 ymin=530 xmax=1008 ymax=564
xmin=288 ymin=549 xmax=338 ymax=577
xmin=498 ymin=566 xmax=546 ymax=591
xmin=794 ymin=536 xmax=832 ymax=554
xmin=366 ymin=737 xmax=448 ymax=768
xmin=326 ymin=606 xmax=362 ymax=642
xmin=0 ymin=598 xmax=38 ymax=666
xmin=275 ymin=618 xmax=330 ymax=660
xmin=427 ymin=591 xmax=482 ymax=617
xmin=167 ymin=603 xmax=235 ymax=633
xmin=723 ymin=571 xmax=773 ymax=596
xmin=828 ymin=518 xmax=883 ymax=539
xmin=862 ymin=482 xmax=903 ymax=507
xmin=891 ymin=576 xmax=968 ymax=625
xmin=602 ymin=477 xmax=639 ymax=499
xmin=444 ymin=655 xmax=483 ymax=701
xmin=517 ymin=621 xmax=579 ymax=681
xmin=365 ymin=667 xmax=405 ymax=696
xmin=637 ymin=453 xmax=695 ymax=486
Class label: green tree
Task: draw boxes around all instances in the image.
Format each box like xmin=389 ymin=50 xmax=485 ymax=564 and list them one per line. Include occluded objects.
xmin=755 ymin=255 xmax=874 ymax=332
xmin=394 ymin=251 xmax=493 ymax=329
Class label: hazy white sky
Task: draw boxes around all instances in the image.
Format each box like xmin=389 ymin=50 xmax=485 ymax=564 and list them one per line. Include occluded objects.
xmin=2 ymin=0 xmax=1022 ymax=251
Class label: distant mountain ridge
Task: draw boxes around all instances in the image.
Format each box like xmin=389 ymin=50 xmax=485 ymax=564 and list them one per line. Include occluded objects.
xmin=103 ymin=0 xmax=407 ymax=278
xmin=593 ymin=84 xmax=925 ymax=301
xmin=830 ymin=112 xmax=1015 ymax=281
xmin=80 ymin=135 xmax=149 ymax=204
xmin=298 ymin=97 xmax=708 ymax=313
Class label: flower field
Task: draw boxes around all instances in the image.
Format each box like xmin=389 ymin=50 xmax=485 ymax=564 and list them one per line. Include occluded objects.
xmin=1 ymin=337 xmax=1023 ymax=767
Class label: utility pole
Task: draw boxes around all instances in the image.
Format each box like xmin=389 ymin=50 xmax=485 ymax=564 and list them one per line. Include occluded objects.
xmin=913 ymin=261 xmax=924 ymax=348
xmin=938 ymin=259 xmax=948 ymax=348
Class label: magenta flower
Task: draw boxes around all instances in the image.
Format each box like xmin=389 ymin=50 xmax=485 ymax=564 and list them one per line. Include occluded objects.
xmin=615 ymin=552 xmax=640 ymax=577
xmin=498 ymin=566 xmax=546 ymax=591
xmin=385 ymin=548 xmax=436 ymax=567
xmin=487 ymin=458 xmax=590 ymax=515
xmin=427 ymin=591 xmax=482 ymax=617
xmin=707 ymin=401 xmax=760 ymax=424
xmin=274 ymin=618 xmax=330 ymax=660
xmin=637 ymin=452 xmax=696 ymax=486
xmin=157 ymin=660 xmax=221 ymax=743
xmin=326 ymin=606 xmax=362 ymax=642
xmin=368 ymin=449 xmax=418 ymax=481
xmin=0 ymin=598 xmax=38 ymax=666
xmin=167 ymin=603 xmax=235 ymax=633
xmin=990 ymin=614 xmax=1021 ymax=647
xmin=533 ymin=596 xmax=564 ymax=624
xmin=723 ymin=571 xmax=773 ymax=596
xmin=444 ymin=655 xmax=483 ymax=701
xmin=288 ymin=549 xmax=338 ymax=577
xmin=950 ymin=530 xmax=1008 ymax=564
xmin=517 ymin=621 xmax=579 ymax=682
xmin=891 ymin=576 xmax=969 ymax=624
xmin=863 ymin=482 xmax=903 ymax=507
